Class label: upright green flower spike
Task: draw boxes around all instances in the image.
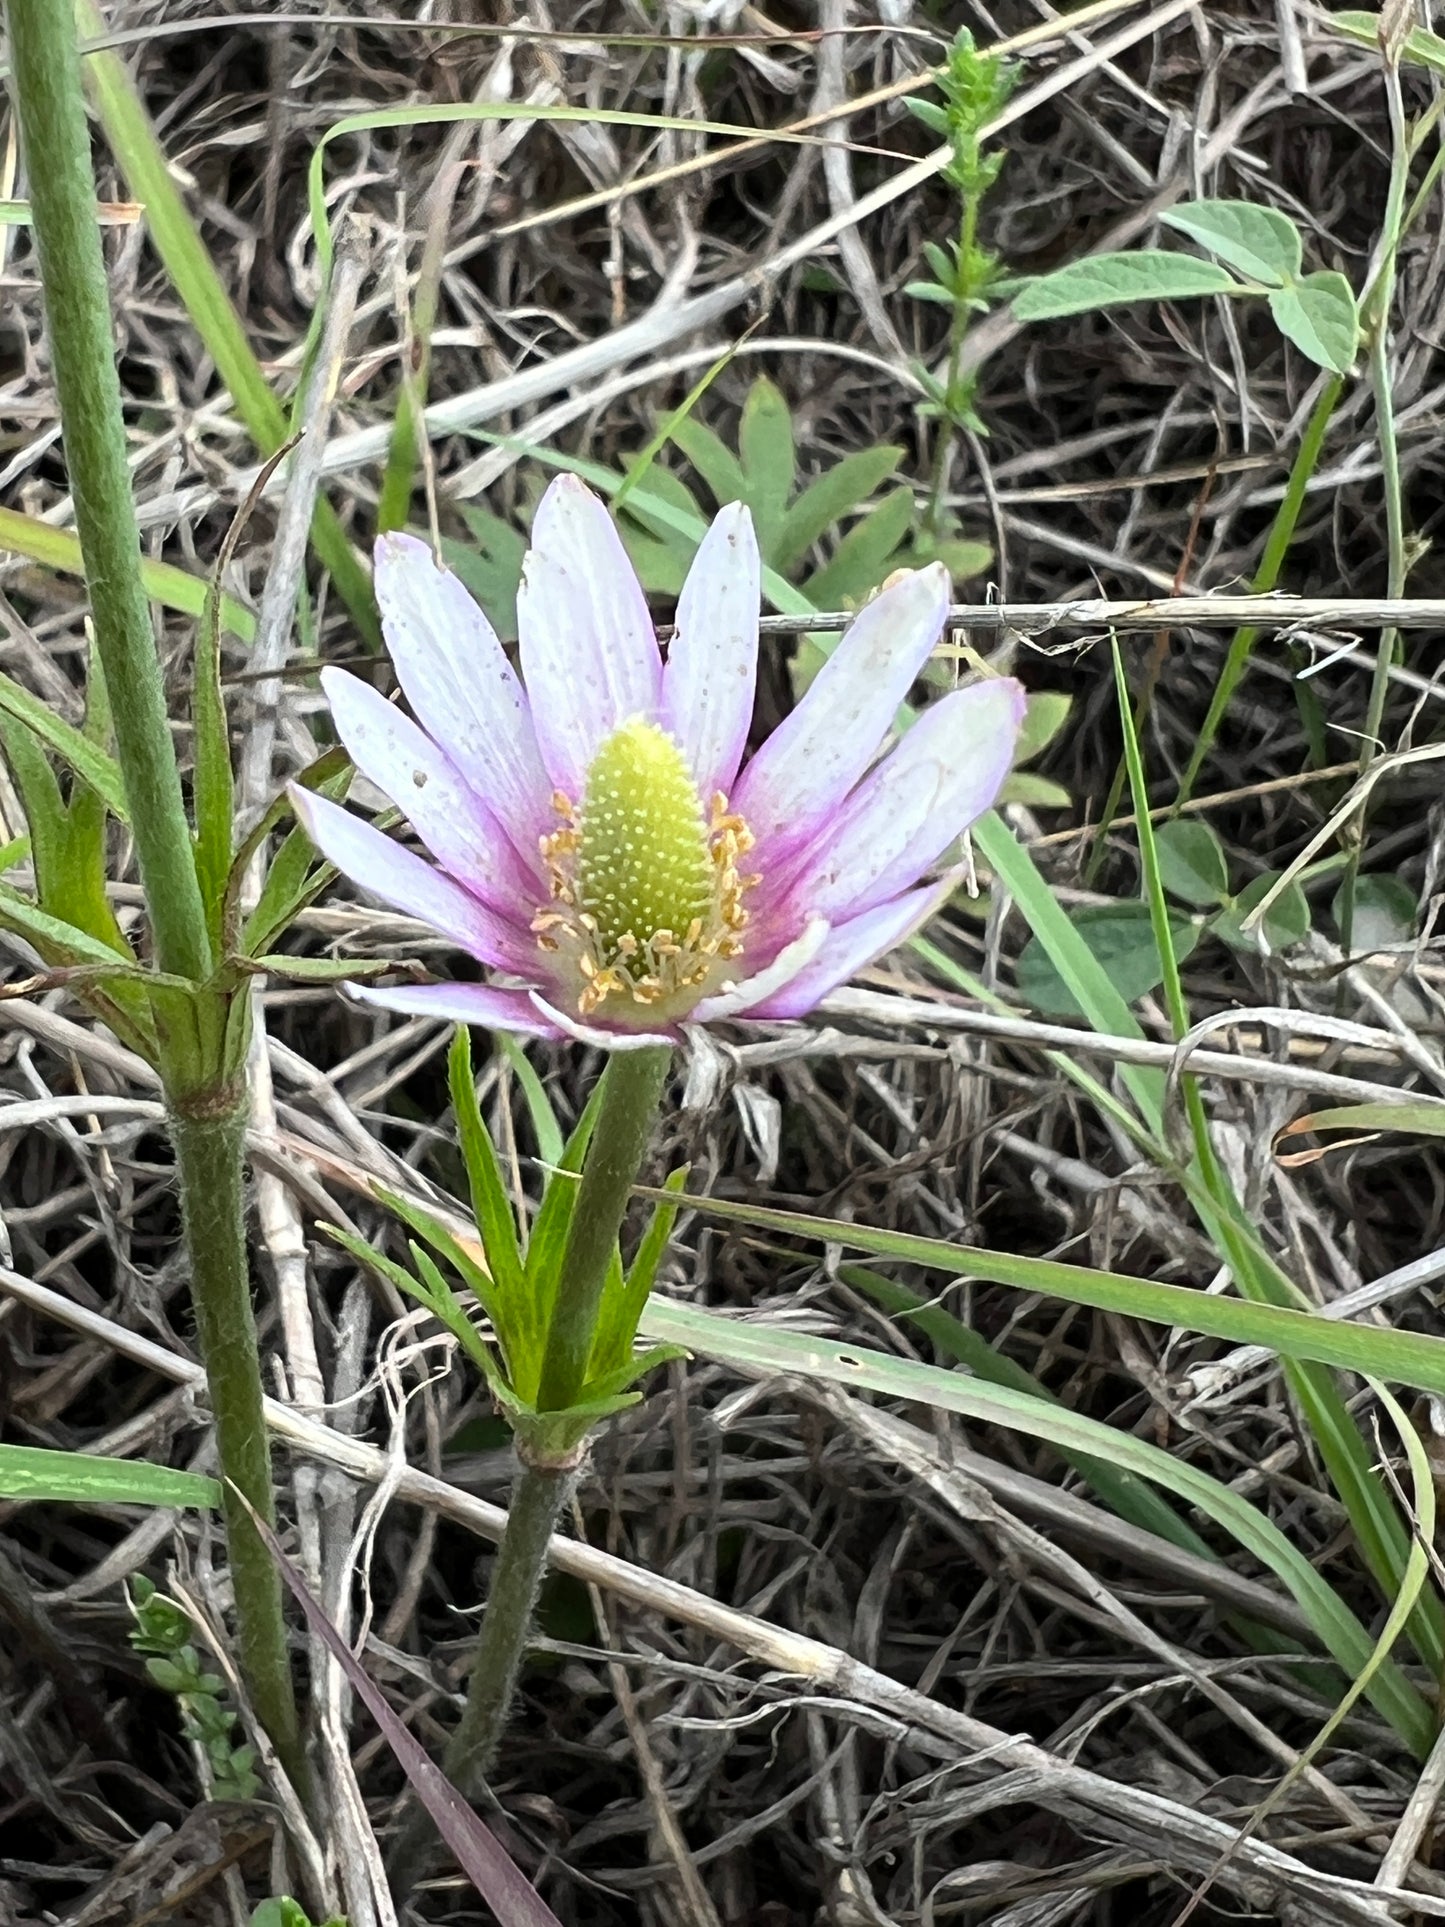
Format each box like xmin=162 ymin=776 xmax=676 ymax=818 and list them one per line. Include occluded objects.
xmin=576 ymin=719 xmax=714 ymax=967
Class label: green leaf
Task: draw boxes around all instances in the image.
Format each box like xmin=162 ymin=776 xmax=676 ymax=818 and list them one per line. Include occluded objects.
xmin=1268 ymin=274 xmax=1359 ymax=373
xmin=525 ymin=1083 xmax=603 ymax=1343
xmin=241 ymin=954 xmax=395 ymax=983
xmin=239 ymin=754 xmax=352 ymax=957
xmin=772 ymin=444 xmax=903 ymax=577
xmin=1160 ymin=200 xmax=1301 ymax=286
xmin=1011 ymin=251 xmax=1243 ymax=320
xmin=449 ymin=1027 xmax=536 ymax=1392
xmin=192 ymin=551 xmax=235 ymax=956
xmin=974 ymin=812 xmax=1164 ymax=1130
xmin=1287 ymin=1099 xmax=1445 ymax=1140
xmin=904 ymin=280 xmax=959 ymax=307
xmin=589 ymin=1165 xmax=688 ymax=1381
xmin=445 ymin=508 xmax=528 ymax=641
xmin=904 ymin=95 xmax=951 ymax=136
xmin=1333 ymin=872 xmax=1415 ymax=950
xmin=498 ymin=1035 xmax=564 ymax=1168
xmin=0 ymin=504 xmax=257 ymax=645
xmin=0 ymin=1444 xmax=218 ymax=1509
xmin=669 ymin=415 xmax=747 ymax=510
xmin=1012 ymin=690 xmax=1072 ymax=766
xmin=0 ymin=669 xmax=129 ymax=824
xmin=997 ymin=770 xmax=1072 ymax=810
xmin=800 ymin=486 xmax=916 ymax=610
xmin=1016 ymin=902 xmax=1199 ymax=1016
xmin=1215 ymin=872 xmax=1310 ymax=952
xmin=1154 ymin=818 xmax=1230 ymax=906
xmin=1329 ymin=10 xmax=1445 ymax=72
xmin=845 ymin=1266 xmax=1211 ymax=1554
xmin=737 ymin=377 xmax=796 ymax=554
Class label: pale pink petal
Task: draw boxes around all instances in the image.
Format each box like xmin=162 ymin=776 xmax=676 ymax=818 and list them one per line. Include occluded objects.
xmin=733 ymin=564 xmax=950 ymax=861
xmin=792 ymin=679 xmax=1025 ymax=919
xmin=516 ymin=475 xmax=662 ymax=795
xmin=528 ymin=992 xmax=680 ymax=1050
xmin=322 ymin=668 xmax=540 ymax=909
xmin=660 ymin=503 xmax=760 ymax=798
xmin=344 ymin=980 xmax=563 ymax=1039
xmin=688 ymin=917 xmax=830 ymax=1023
xmin=740 ymin=878 xmax=955 ymax=1020
xmin=374 ymin=532 xmax=552 ymax=855
xmin=289 ymin=786 xmax=537 ymax=975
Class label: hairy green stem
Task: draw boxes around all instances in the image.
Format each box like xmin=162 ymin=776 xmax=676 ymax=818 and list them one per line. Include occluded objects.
xmin=171 ymin=1102 xmax=307 ymax=1795
xmin=536 ymin=1045 xmax=672 ymax=1413
xmin=443 ymin=1461 xmax=572 ymax=1800
xmin=7 ymin=0 xmax=210 ymax=983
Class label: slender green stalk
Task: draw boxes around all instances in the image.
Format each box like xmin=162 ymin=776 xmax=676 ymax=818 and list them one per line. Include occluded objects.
xmin=443 ymin=1461 xmax=571 ymax=1799
xmin=1176 ymin=372 xmax=1343 ymax=807
xmin=1339 ymin=48 xmax=1413 ymax=954
xmin=171 ymin=1101 xmax=307 ymax=1795
xmin=6 ymin=0 xmax=209 ymax=984
xmin=536 ymin=1045 xmax=672 ymax=1413
xmin=7 ymin=1 xmax=306 ymax=1786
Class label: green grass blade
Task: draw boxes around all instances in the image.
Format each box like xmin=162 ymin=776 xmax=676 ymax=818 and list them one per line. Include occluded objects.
xmin=0 ymin=1443 xmax=218 ymax=1509
xmin=640 ymin=1296 xmax=1435 ymax=1757
xmin=0 ymin=504 xmax=255 ymax=642
xmin=639 ymin=1186 xmax=1445 ymax=1399
xmin=1116 ymin=639 xmax=1445 ymax=1675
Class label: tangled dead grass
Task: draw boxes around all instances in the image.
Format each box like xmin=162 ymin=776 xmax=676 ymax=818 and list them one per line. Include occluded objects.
xmin=2 ymin=4 xmax=1445 ymax=1924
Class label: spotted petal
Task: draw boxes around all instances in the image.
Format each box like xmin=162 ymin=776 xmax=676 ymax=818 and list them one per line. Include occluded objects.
xmin=740 ymin=879 xmax=954 ymax=1020
xmin=516 ymin=474 xmax=662 ymax=796
xmin=791 ymin=679 xmax=1025 ymax=920
xmin=288 ymin=786 xmax=537 ymax=975
xmin=660 ymin=502 xmax=760 ymax=799
xmin=322 ymin=667 xmax=539 ymax=909
xmin=733 ymin=563 xmax=951 ymax=862
xmin=374 ymin=532 xmax=552 ymax=857
xmin=345 ymin=980 xmax=563 ymax=1039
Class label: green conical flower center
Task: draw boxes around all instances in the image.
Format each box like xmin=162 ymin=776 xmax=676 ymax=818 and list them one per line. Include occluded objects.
xmin=532 ymin=717 xmax=758 ymax=1024
xmin=576 ymin=720 xmax=713 ymax=961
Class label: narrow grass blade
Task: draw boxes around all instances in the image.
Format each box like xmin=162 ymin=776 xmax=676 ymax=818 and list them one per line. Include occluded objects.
xmin=641 ymin=1296 xmax=1435 ymax=1756
xmin=0 ymin=1443 xmax=217 ymax=1509
xmin=0 ymin=504 xmax=255 ymax=642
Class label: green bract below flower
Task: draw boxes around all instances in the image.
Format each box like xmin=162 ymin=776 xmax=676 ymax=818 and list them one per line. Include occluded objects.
xmin=291 ymin=476 xmax=1024 ymax=1047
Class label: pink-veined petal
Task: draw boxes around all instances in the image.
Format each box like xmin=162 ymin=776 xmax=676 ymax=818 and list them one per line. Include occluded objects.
xmin=740 ymin=878 xmax=955 ymax=1021
xmin=289 ymin=786 xmax=537 ymax=975
xmin=321 ymin=668 xmax=540 ymax=909
xmin=688 ymin=917 xmax=830 ymax=1024
xmin=733 ymin=564 xmax=950 ymax=861
xmin=528 ymin=992 xmax=680 ymax=1050
xmin=344 ymin=980 xmax=563 ymax=1039
xmin=516 ymin=475 xmax=662 ymax=795
xmin=374 ymin=532 xmax=552 ymax=855
xmin=660 ymin=502 xmax=760 ymax=798
xmin=793 ymin=679 xmax=1025 ymax=919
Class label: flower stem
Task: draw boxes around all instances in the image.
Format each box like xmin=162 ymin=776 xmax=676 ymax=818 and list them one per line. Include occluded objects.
xmin=535 ymin=1044 xmax=672 ymax=1414
xmin=170 ymin=1099 xmax=308 ymax=1800
xmin=442 ymin=1460 xmax=572 ymax=1800
xmin=6 ymin=0 xmax=210 ymax=984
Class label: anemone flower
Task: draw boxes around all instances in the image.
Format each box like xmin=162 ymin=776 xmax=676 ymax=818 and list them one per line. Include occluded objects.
xmin=291 ymin=476 xmax=1025 ymax=1049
